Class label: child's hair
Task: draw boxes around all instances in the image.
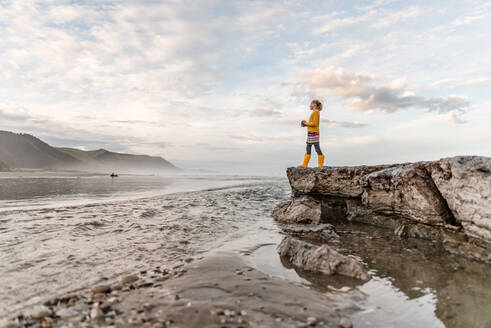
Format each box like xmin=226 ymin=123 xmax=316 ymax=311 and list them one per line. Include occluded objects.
xmin=312 ymin=99 xmax=323 ymax=111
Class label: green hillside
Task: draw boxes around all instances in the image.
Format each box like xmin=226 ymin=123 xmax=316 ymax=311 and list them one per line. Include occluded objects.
xmin=57 ymin=148 xmax=109 ymax=162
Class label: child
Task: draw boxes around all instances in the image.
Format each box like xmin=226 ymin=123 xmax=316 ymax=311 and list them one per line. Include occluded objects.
xmin=298 ymin=100 xmax=325 ymax=168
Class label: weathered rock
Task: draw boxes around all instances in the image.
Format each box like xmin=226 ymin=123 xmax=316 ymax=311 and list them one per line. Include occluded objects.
xmin=361 ymin=164 xmax=453 ymax=226
xmin=280 ymin=156 xmax=491 ymax=261
xmin=121 ymin=274 xmax=139 ymax=284
xmin=426 ymin=156 xmax=491 ymax=243
xmin=55 ymin=308 xmax=78 ymax=318
xmin=91 ymin=285 xmax=111 ymax=294
xmin=277 ymin=237 xmax=369 ymax=280
xmin=27 ymin=305 xmax=52 ymax=320
xmin=272 ymin=196 xmax=321 ymax=224
xmin=277 ymin=223 xmax=340 ymax=241
xmin=288 ymin=165 xmax=394 ymax=197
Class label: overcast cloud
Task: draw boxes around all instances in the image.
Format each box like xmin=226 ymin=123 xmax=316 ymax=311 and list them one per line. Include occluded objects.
xmin=0 ymin=0 xmax=490 ymax=174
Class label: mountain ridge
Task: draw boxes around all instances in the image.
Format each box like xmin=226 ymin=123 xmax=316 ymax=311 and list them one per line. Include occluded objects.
xmin=0 ymin=130 xmax=177 ymax=173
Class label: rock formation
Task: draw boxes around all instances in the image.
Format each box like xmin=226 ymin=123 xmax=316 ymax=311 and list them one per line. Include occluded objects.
xmin=277 ymin=236 xmax=369 ymax=280
xmin=274 ymin=156 xmax=491 ymax=263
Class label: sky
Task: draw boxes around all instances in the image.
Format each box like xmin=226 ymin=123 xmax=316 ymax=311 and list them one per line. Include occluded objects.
xmin=1 ymin=0 xmax=490 ymax=175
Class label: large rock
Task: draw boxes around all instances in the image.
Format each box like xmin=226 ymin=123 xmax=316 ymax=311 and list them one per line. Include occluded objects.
xmin=361 ymin=164 xmax=453 ymax=226
xmin=272 ymin=196 xmax=322 ymax=224
xmin=277 ymin=236 xmax=369 ymax=280
xmin=287 ymin=165 xmax=394 ymax=197
xmin=426 ymin=156 xmax=491 ymax=243
xmin=285 ymin=156 xmax=491 ymax=245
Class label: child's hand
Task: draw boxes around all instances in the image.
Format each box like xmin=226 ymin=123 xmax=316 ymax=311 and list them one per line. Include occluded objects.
xmin=301 ymin=120 xmax=306 ymax=127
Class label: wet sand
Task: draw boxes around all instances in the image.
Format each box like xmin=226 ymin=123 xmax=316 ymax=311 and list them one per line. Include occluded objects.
xmin=8 ymin=252 xmax=361 ymax=328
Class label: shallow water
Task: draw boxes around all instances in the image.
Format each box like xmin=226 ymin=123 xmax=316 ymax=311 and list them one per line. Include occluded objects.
xmin=1 ymin=176 xmax=490 ymax=327
xmin=0 ymin=175 xmax=287 ymax=317
xmin=244 ymin=223 xmax=491 ymax=328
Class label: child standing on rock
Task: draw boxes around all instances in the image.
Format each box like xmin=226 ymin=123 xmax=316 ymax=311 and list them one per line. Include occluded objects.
xmin=298 ymin=100 xmax=325 ymax=168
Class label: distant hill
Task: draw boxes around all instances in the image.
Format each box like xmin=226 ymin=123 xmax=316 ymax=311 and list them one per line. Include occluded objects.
xmin=57 ymin=147 xmax=177 ymax=172
xmin=0 ymin=131 xmax=178 ymax=172
xmin=0 ymin=131 xmax=79 ymax=169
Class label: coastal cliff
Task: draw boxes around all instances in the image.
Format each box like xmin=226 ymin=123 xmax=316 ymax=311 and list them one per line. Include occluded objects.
xmin=274 ymin=156 xmax=491 ymax=263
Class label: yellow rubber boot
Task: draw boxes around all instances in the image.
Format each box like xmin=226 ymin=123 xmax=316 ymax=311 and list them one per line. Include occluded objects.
xmin=318 ymin=155 xmax=325 ymax=167
xmin=297 ymin=154 xmax=311 ymax=168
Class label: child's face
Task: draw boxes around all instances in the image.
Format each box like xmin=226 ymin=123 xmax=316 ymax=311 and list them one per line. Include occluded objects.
xmin=310 ymin=102 xmax=316 ymax=110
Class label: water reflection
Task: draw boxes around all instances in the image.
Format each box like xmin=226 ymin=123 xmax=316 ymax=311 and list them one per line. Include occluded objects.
xmin=251 ymin=222 xmax=491 ymax=328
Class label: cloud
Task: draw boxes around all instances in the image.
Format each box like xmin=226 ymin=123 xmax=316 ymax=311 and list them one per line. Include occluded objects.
xmin=370 ymin=6 xmax=422 ymax=28
xmin=273 ymin=118 xmax=367 ymax=129
xmin=249 ymin=108 xmax=283 ymax=117
xmin=313 ymin=11 xmax=374 ymax=34
xmin=430 ymin=77 xmax=491 ymax=88
xmin=322 ymin=119 xmax=367 ymax=128
xmin=298 ymin=67 xmax=469 ymax=115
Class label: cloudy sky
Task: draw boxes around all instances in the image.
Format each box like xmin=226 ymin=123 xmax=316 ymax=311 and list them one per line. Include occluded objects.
xmin=1 ymin=0 xmax=490 ymax=174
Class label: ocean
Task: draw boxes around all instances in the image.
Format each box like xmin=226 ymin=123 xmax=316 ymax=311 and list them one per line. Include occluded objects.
xmin=1 ymin=173 xmax=489 ymax=327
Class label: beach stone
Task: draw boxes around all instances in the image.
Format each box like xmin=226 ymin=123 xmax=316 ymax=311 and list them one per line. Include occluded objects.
xmin=277 ymin=236 xmax=369 ymax=280
xmin=55 ymin=308 xmax=78 ymax=318
xmin=91 ymin=284 xmax=111 ymax=294
xmin=121 ymin=274 xmax=139 ymax=284
xmin=27 ymin=305 xmax=52 ymax=320
xmin=90 ymin=303 xmax=104 ymax=320
xmin=339 ymin=317 xmax=353 ymax=328
xmin=272 ymin=196 xmax=322 ymax=224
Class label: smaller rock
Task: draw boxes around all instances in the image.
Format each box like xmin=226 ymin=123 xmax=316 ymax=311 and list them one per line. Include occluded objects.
xmin=92 ymin=293 xmax=105 ymax=299
xmin=111 ymin=283 xmax=123 ymax=291
xmin=90 ymin=304 xmax=104 ymax=321
xmin=91 ymin=285 xmax=111 ymax=294
xmin=307 ymin=316 xmax=317 ymax=325
xmin=55 ymin=308 xmax=78 ymax=318
xmin=121 ymin=275 xmax=139 ymax=284
xmin=339 ymin=317 xmax=353 ymax=328
xmin=28 ymin=305 xmax=52 ymax=320
xmin=184 ymin=257 xmax=194 ymax=263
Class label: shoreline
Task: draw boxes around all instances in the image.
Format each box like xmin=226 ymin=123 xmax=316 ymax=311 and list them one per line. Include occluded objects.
xmin=5 ymin=252 xmax=360 ymax=328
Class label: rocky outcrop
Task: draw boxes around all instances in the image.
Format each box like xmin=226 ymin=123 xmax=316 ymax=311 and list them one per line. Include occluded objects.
xmin=276 ymin=156 xmax=491 ymax=262
xmin=277 ymin=237 xmax=369 ymax=280
xmin=272 ymin=196 xmax=321 ymax=224
xmin=426 ymin=156 xmax=491 ymax=242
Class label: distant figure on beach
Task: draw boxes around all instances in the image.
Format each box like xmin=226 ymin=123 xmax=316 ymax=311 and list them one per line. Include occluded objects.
xmin=297 ymin=100 xmax=324 ymax=168
xmin=110 ymin=172 xmax=118 ymax=178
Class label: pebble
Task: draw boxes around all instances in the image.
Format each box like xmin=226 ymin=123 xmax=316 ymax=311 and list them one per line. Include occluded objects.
xmin=121 ymin=275 xmax=139 ymax=284
xmin=55 ymin=308 xmax=78 ymax=318
xmin=28 ymin=305 xmax=52 ymax=319
xmin=90 ymin=304 xmax=104 ymax=320
xmin=139 ymin=282 xmax=154 ymax=288
xmin=184 ymin=257 xmax=194 ymax=263
xmin=339 ymin=317 xmax=353 ymax=328
xmin=107 ymin=297 xmax=118 ymax=304
xmin=307 ymin=316 xmax=317 ymax=325
xmin=91 ymin=285 xmax=111 ymax=294
xmin=92 ymin=293 xmax=105 ymax=300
